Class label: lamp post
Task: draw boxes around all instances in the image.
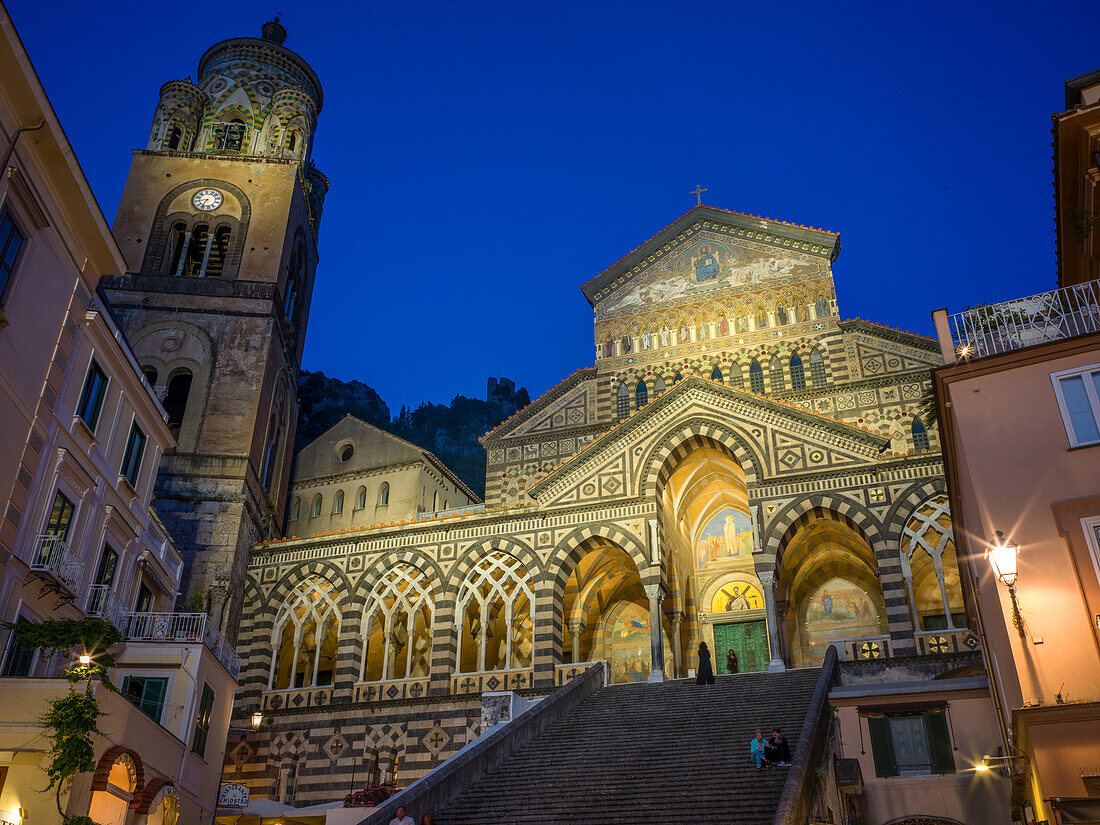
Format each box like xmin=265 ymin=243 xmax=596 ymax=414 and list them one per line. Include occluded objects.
xmin=988 ymin=531 xmax=1025 ymax=639
xmin=209 ymin=710 xmax=263 ymax=824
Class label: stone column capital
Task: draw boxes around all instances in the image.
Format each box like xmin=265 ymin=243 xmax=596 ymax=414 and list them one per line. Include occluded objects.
xmin=643 ymin=582 xmax=666 ymax=602
xmin=758 ymin=569 xmax=776 ymax=587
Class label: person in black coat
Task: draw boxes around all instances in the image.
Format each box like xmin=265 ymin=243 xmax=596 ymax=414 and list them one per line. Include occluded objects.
xmin=697 ymin=641 xmax=716 ymax=685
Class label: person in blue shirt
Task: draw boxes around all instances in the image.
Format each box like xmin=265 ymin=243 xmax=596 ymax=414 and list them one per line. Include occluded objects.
xmin=750 ymin=729 xmax=771 ymax=771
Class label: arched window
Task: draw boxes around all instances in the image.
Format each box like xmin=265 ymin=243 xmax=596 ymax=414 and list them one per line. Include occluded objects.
xmin=770 ymin=355 xmax=785 ymax=391
xmin=284 ymin=241 xmax=306 ymax=325
xmin=270 ymin=577 xmax=340 ymax=689
xmin=182 ymin=224 xmax=208 ymax=277
xmin=361 ymin=564 xmax=434 ymax=681
xmin=203 ymin=227 xmax=231 ymax=278
xmin=810 ymin=350 xmax=827 ymax=388
xmin=729 ymin=363 xmax=743 ymax=388
xmin=635 ymin=381 xmax=648 ymax=409
xmin=310 ymin=494 xmax=322 ymax=518
xmin=616 ymin=383 xmax=629 ymax=420
xmin=790 ymin=353 xmax=806 ymax=390
xmin=457 ymin=552 xmax=533 ymax=672
xmin=141 ymin=366 xmax=158 ymax=386
xmin=654 ymin=376 xmax=666 ymax=395
xmin=214 ymin=119 xmax=246 ymax=153
xmin=749 ymin=360 xmax=764 ymax=393
xmin=163 ymin=371 xmax=192 ymax=438
xmin=912 ymin=417 xmax=930 ymax=451
xmin=673 ymin=372 xmax=683 ymax=384
xmin=355 ymin=486 xmax=367 ymax=510
xmin=287 ymin=130 xmax=298 ymax=153
xmin=167 ymin=222 xmax=187 ymax=275
xmin=378 ymin=483 xmax=390 ymax=506
xmin=711 ymin=366 xmax=723 ymax=382
xmin=333 ymin=490 xmax=344 ymax=514
xmin=432 ymin=491 xmax=440 ymax=511
xmin=291 ymin=497 xmax=301 ymax=521
xmin=260 ymin=408 xmax=284 ymax=492
xmin=167 ymin=126 xmax=182 ymax=150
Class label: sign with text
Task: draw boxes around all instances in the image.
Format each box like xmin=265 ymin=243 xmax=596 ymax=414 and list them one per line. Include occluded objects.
xmin=219 ymin=783 xmax=250 ymax=808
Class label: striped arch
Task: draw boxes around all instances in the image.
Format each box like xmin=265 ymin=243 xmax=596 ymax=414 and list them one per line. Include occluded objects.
xmin=883 ymin=479 xmax=948 ymax=541
xmin=547 ymin=523 xmax=650 ymax=593
xmin=268 ymin=731 xmax=309 ymax=762
xmin=264 ymin=559 xmax=354 ymax=614
xmin=642 ymin=417 xmax=765 ymax=498
xmin=352 ymin=548 xmax=448 ymax=603
xmin=91 ymin=745 xmax=144 ymax=795
xmin=764 ymin=495 xmax=888 ymax=566
xmin=443 ymin=536 xmax=541 ymax=594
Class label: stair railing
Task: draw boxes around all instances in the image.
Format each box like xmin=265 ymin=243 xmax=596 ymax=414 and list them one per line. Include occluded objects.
xmin=772 ymin=645 xmax=839 ymax=825
xmin=355 ymin=661 xmax=609 ymax=825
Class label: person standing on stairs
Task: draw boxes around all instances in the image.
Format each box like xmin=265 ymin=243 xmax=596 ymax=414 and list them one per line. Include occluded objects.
xmin=697 ymin=641 xmax=716 ymax=685
xmin=726 ymin=648 xmax=739 ymax=674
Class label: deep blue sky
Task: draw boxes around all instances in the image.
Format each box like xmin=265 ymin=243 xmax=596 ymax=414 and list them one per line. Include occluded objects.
xmin=8 ymin=1 xmax=1099 ymax=412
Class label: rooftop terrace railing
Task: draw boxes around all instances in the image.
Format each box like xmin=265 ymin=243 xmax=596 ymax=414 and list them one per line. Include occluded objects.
xmin=935 ymin=278 xmax=1100 ymax=362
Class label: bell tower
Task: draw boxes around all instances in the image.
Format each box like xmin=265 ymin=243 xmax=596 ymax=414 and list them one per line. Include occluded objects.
xmin=101 ymin=18 xmax=328 ymax=640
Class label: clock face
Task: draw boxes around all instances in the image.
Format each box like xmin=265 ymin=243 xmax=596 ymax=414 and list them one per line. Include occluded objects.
xmin=192 ymin=188 xmax=223 ymax=211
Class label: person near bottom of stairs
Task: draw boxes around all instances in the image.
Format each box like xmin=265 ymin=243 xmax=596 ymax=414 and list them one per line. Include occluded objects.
xmin=696 ymin=642 xmax=716 ymax=685
xmin=750 ymin=730 xmax=772 ymax=771
xmin=765 ymin=728 xmax=791 ymax=766
xmin=420 ymin=814 xmax=435 ymax=825
xmin=389 ymin=805 xmax=415 ymax=825
xmin=726 ymin=649 xmax=739 ymax=674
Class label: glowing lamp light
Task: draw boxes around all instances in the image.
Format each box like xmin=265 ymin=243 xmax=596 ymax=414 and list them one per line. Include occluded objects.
xmin=974 ymin=757 xmax=991 ymax=772
xmin=988 ymin=531 xmax=1019 ymax=587
xmin=78 ymin=654 xmax=91 ymax=666
xmin=251 ymin=711 xmax=263 ymax=730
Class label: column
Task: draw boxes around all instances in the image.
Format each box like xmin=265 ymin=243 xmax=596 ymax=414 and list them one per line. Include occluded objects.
xmin=198 ymin=231 xmax=215 ymax=276
xmin=759 ymin=570 xmax=786 ymax=673
xmin=670 ymin=611 xmax=685 ymax=678
xmin=934 ymin=558 xmax=955 ymax=629
xmin=174 ymin=230 xmax=192 ymax=276
xmin=644 ymin=583 xmax=666 ymax=683
xmin=568 ymin=618 xmax=586 ymax=664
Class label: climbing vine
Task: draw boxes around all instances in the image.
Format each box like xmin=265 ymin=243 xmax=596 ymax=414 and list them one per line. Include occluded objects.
xmin=2 ymin=617 xmax=119 ymax=824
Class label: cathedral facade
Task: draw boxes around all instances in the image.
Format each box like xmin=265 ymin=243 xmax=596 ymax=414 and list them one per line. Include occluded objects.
xmin=224 ymin=205 xmax=969 ymax=804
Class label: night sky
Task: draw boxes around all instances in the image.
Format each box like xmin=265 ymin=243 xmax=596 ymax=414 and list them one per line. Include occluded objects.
xmin=7 ymin=1 xmax=1099 ymax=412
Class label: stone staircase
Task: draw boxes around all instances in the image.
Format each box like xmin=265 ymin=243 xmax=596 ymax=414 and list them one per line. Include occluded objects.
xmin=434 ymin=667 xmax=826 ymax=825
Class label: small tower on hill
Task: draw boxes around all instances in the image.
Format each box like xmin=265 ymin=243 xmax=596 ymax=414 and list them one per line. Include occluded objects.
xmin=100 ymin=19 xmax=328 ymax=640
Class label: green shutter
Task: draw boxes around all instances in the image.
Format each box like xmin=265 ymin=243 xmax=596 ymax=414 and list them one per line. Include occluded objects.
xmin=925 ymin=711 xmax=956 ymax=774
xmin=867 ymin=715 xmax=898 ymax=777
xmin=141 ymin=678 xmax=168 ymax=723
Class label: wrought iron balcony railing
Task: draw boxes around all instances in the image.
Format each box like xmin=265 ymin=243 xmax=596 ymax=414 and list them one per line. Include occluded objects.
xmin=84 ymin=585 xmax=130 ymax=630
xmin=29 ymin=534 xmax=85 ymax=593
xmin=123 ymin=612 xmax=240 ymax=679
xmin=942 ymin=278 xmax=1100 ymax=360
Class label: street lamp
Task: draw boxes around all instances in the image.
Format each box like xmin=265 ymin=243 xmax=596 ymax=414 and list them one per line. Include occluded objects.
xmin=78 ymin=653 xmax=91 ymax=666
xmin=988 ymin=531 xmax=1025 ymax=638
xmin=251 ymin=711 xmax=263 ymax=730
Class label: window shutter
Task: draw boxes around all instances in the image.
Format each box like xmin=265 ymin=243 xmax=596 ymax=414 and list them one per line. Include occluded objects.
xmin=925 ymin=711 xmax=956 ymax=774
xmin=867 ymin=715 xmax=898 ymax=777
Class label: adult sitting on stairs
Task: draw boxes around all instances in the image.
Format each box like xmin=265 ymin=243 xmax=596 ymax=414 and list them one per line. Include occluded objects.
xmin=750 ymin=730 xmax=772 ymax=771
xmin=765 ymin=728 xmax=791 ymax=766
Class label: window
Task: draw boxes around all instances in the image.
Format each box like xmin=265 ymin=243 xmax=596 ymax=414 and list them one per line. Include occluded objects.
xmin=1052 ymin=365 xmax=1100 ymax=447
xmin=711 ymin=366 xmax=723 ymax=382
xmin=191 ymin=684 xmax=215 ymax=757
xmin=2 ymin=617 xmax=35 ymax=677
xmin=270 ymin=577 xmax=340 ymax=689
xmin=617 ymin=383 xmax=629 ymax=420
xmin=673 ymin=373 xmax=683 ymax=384
xmin=94 ymin=545 xmax=118 ymax=588
xmin=121 ymin=422 xmax=147 ymax=488
xmin=340 ymin=444 xmax=354 ymax=462
xmin=204 ymin=227 xmax=231 ymax=278
xmin=810 ymin=350 xmax=827 ymax=388
xmin=355 ymin=486 xmax=367 ymax=510
xmin=1083 ymin=515 xmax=1100 ymax=589
xmin=0 ymin=207 xmax=26 ymax=304
xmin=163 ymin=372 xmax=192 ymax=438
xmin=44 ymin=490 xmax=75 ymax=539
xmin=310 ymin=494 xmax=322 ymax=518
xmin=291 ymin=497 xmax=301 ymax=520
xmin=121 ymin=675 xmax=169 ymax=724
xmin=183 ymin=224 xmax=208 ymax=277
xmin=213 ymin=120 xmax=246 ymax=153
xmin=287 ymin=131 xmax=298 ymax=153
xmin=167 ymin=126 xmax=182 ymax=150
xmin=911 ymin=417 xmax=930 ymax=451
xmin=770 ymin=355 xmax=785 ymax=392
xmin=333 ymin=490 xmax=344 ymax=514
xmin=378 ymin=483 xmax=389 ymax=506
xmin=867 ymin=710 xmax=955 ymax=777
xmin=141 ymin=366 xmax=158 ymax=386
xmin=260 ymin=413 xmax=283 ymax=491
xmin=167 ymin=222 xmax=187 ymax=275
xmin=790 ymin=354 xmax=806 ymax=390
xmin=77 ymin=359 xmax=108 ymax=432
xmin=134 ymin=583 xmax=153 ymax=613
xmin=749 ymin=360 xmax=765 ymax=394
xmin=635 ymin=381 xmax=648 ymax=409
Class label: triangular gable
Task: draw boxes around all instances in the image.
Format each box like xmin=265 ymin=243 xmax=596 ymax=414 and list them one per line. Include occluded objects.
xmin=527 ymin=377 xmax=888 ymax=508
xmin=839 ymin=320 xmax=941 ymax=380
xmin=581 ymin=205 xmax=841 ymax=309
xmin=482 ymin=368 xmax=597 ymax=443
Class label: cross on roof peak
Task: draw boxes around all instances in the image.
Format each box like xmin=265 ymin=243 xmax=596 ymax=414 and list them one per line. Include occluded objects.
xmin=690 ymin=184 xmax=709 ymax=205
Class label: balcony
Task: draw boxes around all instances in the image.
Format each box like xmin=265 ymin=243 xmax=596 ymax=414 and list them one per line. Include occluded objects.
xmin=28 ymin=534 xmax=85 ymax=596
xmin=935 ymin=278 xmax=1100 ymax=362
xmin=84 ymin=585 xmax=130 ymax=629
xmin=123 ymin=612 xmax=240 ymax=679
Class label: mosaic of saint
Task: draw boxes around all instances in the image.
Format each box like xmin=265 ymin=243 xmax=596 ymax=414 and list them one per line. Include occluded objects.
xmin=597 ymin=236 xmax=822 ymax=316
xmin=697 ymin=508 xmax=754 ymax=569
xmin=605 ymin=602 xmax=672 ymax=684
xmin=799 ymin=577 xmax=883 ymax=663
xmin=711 ymin=581 xmax=764 ymax=613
